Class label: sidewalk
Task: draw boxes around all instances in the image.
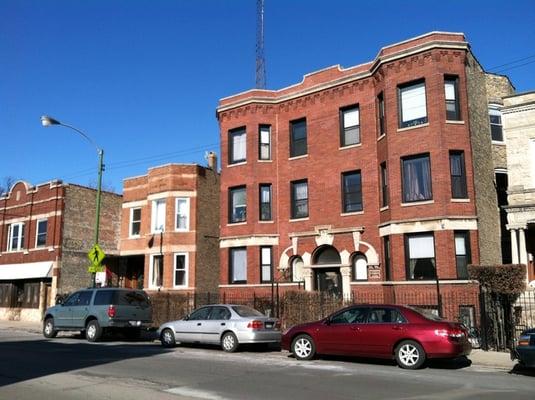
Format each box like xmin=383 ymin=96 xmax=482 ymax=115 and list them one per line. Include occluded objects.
xmin=0 ymin=320 xmax=517 ymax=370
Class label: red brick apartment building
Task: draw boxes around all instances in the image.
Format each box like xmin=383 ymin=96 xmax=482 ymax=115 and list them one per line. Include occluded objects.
xmin=216 ymin=32 xmax=513 ymax=320
xmin=0 ymin=180 xmax=121 ymax=321
xmin=118 ymin=158 xmax=219 ymax=294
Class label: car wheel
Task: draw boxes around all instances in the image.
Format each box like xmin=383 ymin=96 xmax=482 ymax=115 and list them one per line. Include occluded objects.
xmin=160 ymin=328 xmax=176 ymax=348
xmin=292 ymin=334 xmax=316 ymax=361
xmin=221 ymin=332 xmax=239 ymax=352
xmin=43 ymin=318 xmax=57 ymax=338
xmin=395 ymin=340 xmax=426 ymax=369
xmin=85 ymin=320 xmax=102 ymax=342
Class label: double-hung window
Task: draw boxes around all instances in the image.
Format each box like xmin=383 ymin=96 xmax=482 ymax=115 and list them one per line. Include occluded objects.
xmin=7 ymin=222 xmax=24 ymax=251
xmin=405 ymin=233 xmax=436 ymax=280
xmin=229 ymin=186 xmax=246 ymax=223
xmin=151 ymin=199 xmax=166 ymax=232
xmin=174 ymin=253 xmax=188 ymax=287
xmin=130 ymin=208 xmax=141 ymax=236
xmin=229 ymin=127 xmax=246 ymax=164
xmin=290 ymin=118 xmax=307 ymax=157
xmin=401 ymin=154 xmax=432 ymax=202
xmin=378 ymin=92 xmax=385 ymax=136
xmin=380 ymin=162 xmax=388 ymax=207
xmin=489 ymin=107 xmax=503 ymax=142
xmin=291 ymin=180 xmax=308 ymax=219
xmin=175 ymin=198 xmax=190 ymax=231
xmin=259 ymin=125 xmax=271 ymax=160
xmin=35 ymin=219 xmax=48 ymax=247
xmin=444 ymin=76 xmax=461 ymax=120
xmin=398 ymin=80 xmax=428 ymax=128
xmin=341 ymin=171 xmax=363 ymax=213
xmin=259 ymin=184 xmax=272 ymax=221
xmin=230 ymin=247 xmax=247 ymax=284
xmin=383 ymin=236 xmax=391 ymax=281
xmin=450 ymin=151 xmax=468 ymax=199
xmin=455 ymin=231 xmax=471 ymax=279
xmin=340 ymin=105 xmax=360 ymax=146
xmin=260 ymin=246 xmax=272 ymax=283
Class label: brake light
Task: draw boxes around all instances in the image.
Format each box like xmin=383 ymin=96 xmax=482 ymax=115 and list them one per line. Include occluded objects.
xmin=518 ymin=337 xmax=530 ymax=346
xmin=247 ymin=320 xmax=263 ymax=330
xmin=107 ymin=305 xmax=116 ymax=318
xmin=434 ymin=328 xmax=464 ymax=339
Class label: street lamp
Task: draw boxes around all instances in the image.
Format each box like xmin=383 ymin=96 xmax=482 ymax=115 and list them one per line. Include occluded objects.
xmin=40 ymin=115 xmax=104 ymax=287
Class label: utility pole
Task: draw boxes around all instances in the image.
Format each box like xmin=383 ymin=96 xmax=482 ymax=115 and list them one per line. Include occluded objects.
xmin=256 ymin=0 xmax=266 ymax=89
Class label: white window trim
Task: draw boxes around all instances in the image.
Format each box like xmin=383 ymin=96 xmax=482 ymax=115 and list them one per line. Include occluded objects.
xmin=7 ymin=222 xmax=24 ymax=252
xmin=175 ymin=197 xmax=190 ymax=232
xmin=173 ymin=252 xmax=189 ymax=288
xmin=151 ymin=199 xmax=166 ymax=233
xmin=35 ymin=219 xmax=48 ymax=248
xmin=149 ymin=254 xmax=164 ymax=290
xmin=129 ymin=207 xmax=141 ymax=238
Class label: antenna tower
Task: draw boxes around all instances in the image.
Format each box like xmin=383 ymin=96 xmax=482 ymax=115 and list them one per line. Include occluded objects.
xmin=256 ymin=0 xmax=266 ymax=89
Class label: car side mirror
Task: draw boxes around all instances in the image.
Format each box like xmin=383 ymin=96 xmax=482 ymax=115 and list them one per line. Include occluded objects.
xmin=324 ymin=317 xmax=331 ymax=326
xmin=183 ymin=315 xmax=190 ymax=321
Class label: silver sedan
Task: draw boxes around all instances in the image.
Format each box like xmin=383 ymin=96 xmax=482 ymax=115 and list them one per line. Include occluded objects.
xmin=158 ymin=304 xmax=281 ymax=352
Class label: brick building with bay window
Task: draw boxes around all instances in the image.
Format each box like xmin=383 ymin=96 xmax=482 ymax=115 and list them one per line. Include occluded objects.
xmin=216 ymin=32 xmax=513 ymax=321
xmin=118 ymin=157 xmax=220 ymax=294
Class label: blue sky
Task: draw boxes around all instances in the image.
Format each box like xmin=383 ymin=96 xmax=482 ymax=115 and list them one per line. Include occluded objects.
xmin=2 ymin=0 xmax=534 ymax=193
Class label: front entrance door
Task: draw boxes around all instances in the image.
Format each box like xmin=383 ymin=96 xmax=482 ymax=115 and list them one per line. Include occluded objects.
xmin=315 ymin=268 xmax=342 ymax=297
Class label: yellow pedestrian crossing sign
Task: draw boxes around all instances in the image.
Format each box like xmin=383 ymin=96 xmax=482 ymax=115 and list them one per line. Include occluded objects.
xmin=87 ymin=244 xmax=106 ymax=273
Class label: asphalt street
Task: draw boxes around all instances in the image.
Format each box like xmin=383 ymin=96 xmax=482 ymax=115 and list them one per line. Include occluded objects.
xmin=0 ymin=328 xmax=534 ymax=400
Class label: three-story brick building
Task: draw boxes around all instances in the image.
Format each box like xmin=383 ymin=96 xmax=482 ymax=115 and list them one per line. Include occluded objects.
xmin=216 ymin=32 xmax=511 ymax=320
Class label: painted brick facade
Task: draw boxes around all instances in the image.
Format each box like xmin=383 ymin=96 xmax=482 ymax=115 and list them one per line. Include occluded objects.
xmin=119 ymin=162 xmax=220 ymax=295
xmin=216 ymin=32 xmax=509 ymax=315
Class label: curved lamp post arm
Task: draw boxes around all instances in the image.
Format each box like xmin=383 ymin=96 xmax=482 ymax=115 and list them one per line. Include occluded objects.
xmin=40 ymin=115 xmax=104 ymax=287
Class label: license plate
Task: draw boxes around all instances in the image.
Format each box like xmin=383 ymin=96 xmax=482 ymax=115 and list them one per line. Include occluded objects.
xmin=265 ymin=322 xmax=274 ymax=329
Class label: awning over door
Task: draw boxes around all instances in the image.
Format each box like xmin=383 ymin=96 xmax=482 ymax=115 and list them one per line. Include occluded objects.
xmin=0 ymin=261 xmax=53 ymax=280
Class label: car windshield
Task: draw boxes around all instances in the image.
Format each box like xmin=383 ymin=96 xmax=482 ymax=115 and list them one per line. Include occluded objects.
xmin=231 ymin=305 xmax=264 ymax=317
xmin=406 ymin=306 xmax=443 ymax=321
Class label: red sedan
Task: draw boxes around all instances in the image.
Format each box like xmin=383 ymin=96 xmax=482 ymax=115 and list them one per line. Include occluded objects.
xmin=281 ymin=304 xmax=471 ymax=369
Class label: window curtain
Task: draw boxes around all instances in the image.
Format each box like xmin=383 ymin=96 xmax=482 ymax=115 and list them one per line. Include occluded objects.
xmin=232 ymin=249 xmax=247 ymax=282
xmin=152 ymin=256 xmax=163 ymax=287
xmin=401 ymin=83 xmax=427 ymax=123
xmin=408 ymin=235 xmax=435 ymax=280
xmin=233 ymin=131 xmax=246 ymax=160
xmin=444 ymin=82 xmax=456 ymax=100
xmin=403 ymin=157 xmax=431 ymax=201
xmin=177 ymin=199 xmax=188 ymax=229
xmin=343 ymin=108 xmax=359 ymax=128
xmin=261 ymin=247 xmax=271 ymax=281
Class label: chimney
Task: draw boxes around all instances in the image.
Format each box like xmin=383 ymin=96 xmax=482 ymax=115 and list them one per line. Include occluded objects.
xmin=207 ymin=151 xmax=217 ymax=170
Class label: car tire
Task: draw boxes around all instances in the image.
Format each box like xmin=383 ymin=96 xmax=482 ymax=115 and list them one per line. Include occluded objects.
xmin=43 ymin=317 xmax=57 ymax=338
xmin=221 ymin=332 xmax=239 ymax=352
xmin=291 ymin=334 xmax=316 ymax=361
xmin=85 ymin=320 xmax=102 ymax=342
xmin=395 ymin=340 xmax=426 ymax=369
xmin=160 ymin=328 xmax=176 ymax=348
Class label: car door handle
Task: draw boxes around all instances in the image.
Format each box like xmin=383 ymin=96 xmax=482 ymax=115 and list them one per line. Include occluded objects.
xmin=220 ymin=323 xmax=226 ymax=326
xmin=197 ymin=323 xmax=202 ymax=326
xmin=350 ymin=326 xmax=361 ymax=332
xmin=392 ymin=326 xmax=403 ymax=330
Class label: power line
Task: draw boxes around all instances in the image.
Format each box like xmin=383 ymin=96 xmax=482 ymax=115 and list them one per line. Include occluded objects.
xmin=491 ymin=58 xmax=535 ymax=74
xmin=487 ymin=53 xmax=535 ymax=71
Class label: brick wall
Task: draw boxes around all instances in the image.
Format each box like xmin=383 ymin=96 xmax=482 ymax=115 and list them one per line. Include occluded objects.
xmin=60 ymin=185 xmax=122 ymax=293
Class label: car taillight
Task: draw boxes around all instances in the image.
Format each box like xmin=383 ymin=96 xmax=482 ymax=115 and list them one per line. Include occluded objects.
xmin=434 ymin=328 xmax=464 ymax=339
xmin=108 ymin=305 xmax=116 ymax=318
xmin=247 ymin=320 xmax=264 ymax=330
xmin=518 ymin=337 xmax=530 ymax=346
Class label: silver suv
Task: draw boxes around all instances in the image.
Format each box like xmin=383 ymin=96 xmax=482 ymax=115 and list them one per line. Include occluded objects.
xmin=43 ymin=288 xmax=152 ymax=342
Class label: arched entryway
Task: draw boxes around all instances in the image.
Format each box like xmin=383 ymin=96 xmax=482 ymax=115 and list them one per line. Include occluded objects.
xmin=312 ymin=245 xmax=342 ymax=297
